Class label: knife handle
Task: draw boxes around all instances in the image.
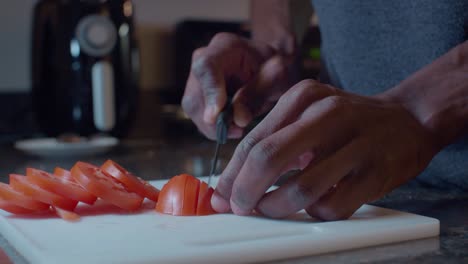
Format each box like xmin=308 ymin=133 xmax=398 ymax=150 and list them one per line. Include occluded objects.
xmin=216 ymin=98 xmax=233 ymax=145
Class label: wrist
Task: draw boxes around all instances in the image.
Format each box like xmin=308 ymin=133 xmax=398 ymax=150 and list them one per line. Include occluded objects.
xmin=378 ymin=86 xmax=443 ymax=149
xmin=378 ymin=42 xmax=468 ymax=149
xmin=250 ymin=0 xmax=312 ymax=57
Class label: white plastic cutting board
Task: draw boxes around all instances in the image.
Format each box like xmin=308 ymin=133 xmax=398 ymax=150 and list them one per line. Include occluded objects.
xmin=0 ymin=178 xmax=439 ymax=264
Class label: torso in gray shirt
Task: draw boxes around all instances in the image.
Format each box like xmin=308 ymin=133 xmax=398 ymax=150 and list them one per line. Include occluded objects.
xmin=311 ymin=0 xmax=468 ymax=190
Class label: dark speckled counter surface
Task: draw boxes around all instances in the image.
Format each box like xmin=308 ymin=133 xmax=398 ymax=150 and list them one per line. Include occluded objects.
xmin=0 ymin=136 xmax=466 ymax=264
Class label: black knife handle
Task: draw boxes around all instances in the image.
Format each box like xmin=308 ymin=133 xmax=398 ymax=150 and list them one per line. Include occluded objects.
xmin=216 ymin=98 xmax=233 ymax=145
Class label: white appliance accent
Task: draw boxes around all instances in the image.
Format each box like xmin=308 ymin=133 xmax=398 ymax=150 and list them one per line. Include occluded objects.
xmin=91 ymin=61 xmax=116 ymax=131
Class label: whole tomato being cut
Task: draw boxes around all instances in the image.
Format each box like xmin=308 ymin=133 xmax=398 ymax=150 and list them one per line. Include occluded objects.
xmin=101 ymin=160 xmax=159 ymax=202
xmin=26 ymin=168 xmax=97 ymax=205
xmin=71 ymin=162 xmax=144 ymax=211
xmin=155 ymin=174 xmax=216 ymax=216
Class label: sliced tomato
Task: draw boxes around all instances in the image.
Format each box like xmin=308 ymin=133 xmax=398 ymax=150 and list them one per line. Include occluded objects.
xmin=155 ymin=174 xmax=216 ymax=216
xmin=155 ymin=174 xmax=185 ymax=215
xmin=0 ymin=200 xmax=39 ymax=214
xmin=52 ymin=206 xmax=81 ymax=222
xmin=182 ymin=175 xmax=199 ymax=215
xmin=26 ymin=168 xmax=97 ymax=205
xmin=196 ymin=181 xmax=216 ymax=216
xmin=53 ymin=167 xmax=75 ymax=182
xmin=101 ymin=160 xmax=160 ymax=202
xmin=9 ymin=174 xmax=78 ymax=211
xmin=0 ymin=182 xmax=50 ymax=211
xmin=71 ymin=162 xmax=144 ymax=211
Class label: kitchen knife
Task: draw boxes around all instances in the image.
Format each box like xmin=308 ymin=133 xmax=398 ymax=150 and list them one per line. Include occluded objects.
xmin=208 ymin=99 xmax=233 ymax=187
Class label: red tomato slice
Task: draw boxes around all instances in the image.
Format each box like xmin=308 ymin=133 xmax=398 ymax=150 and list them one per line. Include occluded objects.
xmin=182 ymin=175 xmax=200 ymax=215
xmin=71 ymin=162 xmax=144 ymax=211
xmin=26 ymin=168 xmax=97 ymax=205
xmin=155 ymin=174 xmax=216 ymax=216
xmin=155 ymin=174 xmax=185 ymax=215
xmin=0 ymin=183 xmax=50 ymax=211
xmin=0 ymin=200 xmax=39 ymax=215
xmin=53 ymin=167 xmax=75 ymax=182
xmin=196 ymin=181 xmax=216 ymax=216
xmin=101 ymin=160 xmax=160 ymax=202
xmin=52 ymin=206 xmax=81 ymax=222
xmin=10 ymin=174 xmax=78 ymax=211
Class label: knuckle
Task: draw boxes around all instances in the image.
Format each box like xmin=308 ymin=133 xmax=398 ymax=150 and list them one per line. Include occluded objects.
xmin=181 ymin=96 xmax=198 ymax=116
xmin=295 ymin=79 xmax=320 ymax=90
xmin=283 ymin=79 xmax=318 ymax=101
xmin=215 ymin=176 xmax=235 ymax=199
xmin=321 ymin=95 xmax=348 ymax=112
xmin=249 ymin=140 xmax=279 ymax=164
xmin=191 ymin=55 xmax=213 ymax=77
xmin=231 ymin=186 xmax=251 ymax=208
xmin=270 ymin=58 xmax=288 ymax=80
xmin=210 ymin=32 xmax=239 ymax=45
xmin=191 ymin=47 xmax=206 ymax=61
xmin=292 ymin=181 xmax=316 ymax=206
xmin=237 ymin=135 xmax=260 ymax=160
xmin=296 ymin=78 xmax=319 ymax=88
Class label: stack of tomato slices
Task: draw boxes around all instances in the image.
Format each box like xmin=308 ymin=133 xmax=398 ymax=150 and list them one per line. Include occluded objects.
xmin=0 ymin=160 xmax=217 ymax=221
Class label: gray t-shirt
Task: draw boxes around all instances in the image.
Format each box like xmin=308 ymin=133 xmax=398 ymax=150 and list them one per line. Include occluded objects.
xmin=311 ymin=0 xmax=468 ymax=190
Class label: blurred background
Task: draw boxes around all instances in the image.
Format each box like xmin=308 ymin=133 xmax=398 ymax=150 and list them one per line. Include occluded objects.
xmin=0 ymin=0 xmax=321 ymax=144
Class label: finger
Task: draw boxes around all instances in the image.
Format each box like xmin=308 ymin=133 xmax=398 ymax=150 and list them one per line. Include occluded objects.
xmin=183 ymin=51 xmax=244 ymax=140
xmin=281 ymin=151 xmax=316 ymax=173
xmin=229 ymin=95 xmax=358 ymax=215
xmin=305 ymin=166 xmax=379 ymax=221
xmin=232 ymin=55 xmax=291 ymax=128
xmin=211 ymin=80 xmax=332 ymax=212
xmin=191 ymin=33 xmax=271 ymax=125
xmin=190 ymin=48 xmax=228 ymax=124
xmin=182 ymin=71 xmax=215 ymax=139
xmin=255 ymin=137 xmax=365 ymax=218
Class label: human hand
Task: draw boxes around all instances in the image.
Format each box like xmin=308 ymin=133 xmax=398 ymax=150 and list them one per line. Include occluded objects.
xmin=211 ymin=79 xmax=439 ymax=220
xmin=181 ymin=32 xmax=295 ymax=140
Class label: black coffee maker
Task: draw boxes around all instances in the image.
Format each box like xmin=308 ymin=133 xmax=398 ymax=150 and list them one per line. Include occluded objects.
xmin=31 ymin=0 xmax=139 ymax=138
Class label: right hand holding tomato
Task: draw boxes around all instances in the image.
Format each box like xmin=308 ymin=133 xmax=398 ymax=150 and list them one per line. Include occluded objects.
xmin=181 ymin=32 xmax=295 ymax=140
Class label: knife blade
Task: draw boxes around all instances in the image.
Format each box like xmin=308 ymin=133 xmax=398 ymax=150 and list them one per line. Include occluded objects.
xmin=207 ymin=99 xmax=233 ymax=187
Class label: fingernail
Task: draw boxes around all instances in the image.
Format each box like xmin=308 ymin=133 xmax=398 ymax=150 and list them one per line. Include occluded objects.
xmin=228 ymin=127 xmax=243 ymax=139
xmin=211 ymin=192 xmax=230 ymax=213
xmin=233 ymin=103 xmax=251 ymax=128
xmin=203 ymin=106 xmax=218 ymax=124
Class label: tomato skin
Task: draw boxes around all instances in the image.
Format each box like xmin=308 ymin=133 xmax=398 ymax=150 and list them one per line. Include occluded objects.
xmin=196 ymin=182 xmax=217 ymax=216
xmin=155 ymin=174 xmax=185 ymax=215
xmin=0 ymin=200 xmax=40 ymax=214
xmin=9 ymin=174 xmax=78 ymax=211
xmin=71 ymin=162 xmax=144 ymax=211
xmin=182 ymin=175 xmax=199 ymax=216
xmin=140 ymin=179 xmax=160 ymax=202
xmin=101 ymin=160 xmax=160 ymax=202
xmin=155 ymin=174 xmax=217 ymax=216
xmin=26 ymin=168 xmax=97 ymax=205
xmin=53 ymin=167 xmax=75 ymax=182
xmin=0 ymin=183 xmax=50 ymax=211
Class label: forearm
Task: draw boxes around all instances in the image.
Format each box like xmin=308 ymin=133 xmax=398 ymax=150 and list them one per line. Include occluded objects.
xmin=382 ymin=41 xmax=468 ymax=149
xmin=250 ymin=0 xmax=312 ymax=56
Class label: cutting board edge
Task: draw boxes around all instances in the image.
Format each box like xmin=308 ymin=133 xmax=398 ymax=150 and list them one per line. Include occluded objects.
xmin=0 ymin=217 xmax=56 ymax=264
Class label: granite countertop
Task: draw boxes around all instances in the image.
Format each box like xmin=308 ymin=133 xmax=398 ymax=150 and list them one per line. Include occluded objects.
xmin=0 ymin=136 xmax=466 ymax=264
